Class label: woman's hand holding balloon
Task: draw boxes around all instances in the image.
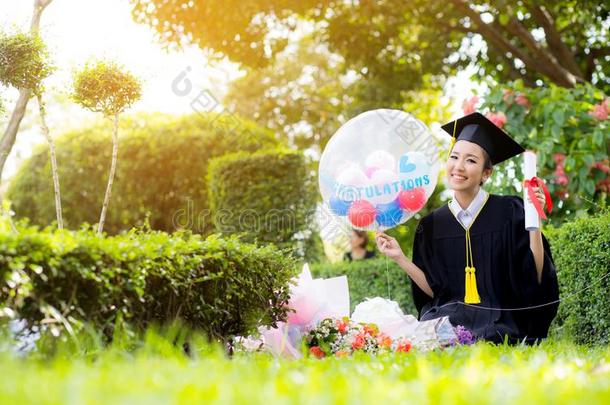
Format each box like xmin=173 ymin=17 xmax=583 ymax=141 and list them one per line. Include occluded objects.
xmin=375 ymin=231 xmax=406 ymax=262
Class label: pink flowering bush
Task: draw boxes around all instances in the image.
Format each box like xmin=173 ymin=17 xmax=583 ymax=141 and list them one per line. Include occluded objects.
xmin=589 ymin=99 xmax=609 ymax=121
xmin=462 ymin=95 xmax=479 ymax=115
xmin=475 ymin=81 xmax=609 ymax=223
xmin=485 ymin=111 xmax=507 ymax=128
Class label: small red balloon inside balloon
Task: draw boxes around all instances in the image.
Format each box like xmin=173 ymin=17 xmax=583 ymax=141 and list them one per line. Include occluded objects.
xmin=348 ymin=200 xmax=377 ymax=227
xmin=398 ymin=187 xmax=427 ymax=212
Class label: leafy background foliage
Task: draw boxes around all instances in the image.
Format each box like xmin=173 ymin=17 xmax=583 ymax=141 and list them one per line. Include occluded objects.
xmin=8 ymin=113 xmax=280 ymax=235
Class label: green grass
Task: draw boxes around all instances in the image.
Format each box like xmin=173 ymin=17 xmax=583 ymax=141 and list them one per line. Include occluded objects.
xmin=1 ymin=333 xmax=609 ymax=404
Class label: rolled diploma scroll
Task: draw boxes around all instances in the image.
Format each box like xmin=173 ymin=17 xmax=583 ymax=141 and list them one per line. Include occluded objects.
xmin=523 ymin=150 xmax=539 ymax=231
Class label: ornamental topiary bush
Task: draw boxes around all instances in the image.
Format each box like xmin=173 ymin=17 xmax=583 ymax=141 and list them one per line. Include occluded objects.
xmin=8 ymin=113 xmax=280 ymax=235
xmin=207 ymin=149 xmax=318 ymax=254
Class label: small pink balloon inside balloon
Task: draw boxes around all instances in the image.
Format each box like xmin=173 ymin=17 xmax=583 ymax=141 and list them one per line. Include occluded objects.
xmin=398 ymin=187 xmax=427 ymax=211
xmin=364 ymin=166 xmax=379 ymax=178
xmin=348 ymin=200 xmax=377 ymax=227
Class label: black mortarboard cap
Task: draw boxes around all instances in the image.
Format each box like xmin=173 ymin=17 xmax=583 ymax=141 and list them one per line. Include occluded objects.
xmin=441 ymin=112 xmax=525 ymax=165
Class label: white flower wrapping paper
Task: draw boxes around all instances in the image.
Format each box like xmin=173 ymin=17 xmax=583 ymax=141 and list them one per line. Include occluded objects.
xmin=352 ymin=297 xmax=457 ymax=350
xmin=259 ymin=264 xmax=350 ymax=358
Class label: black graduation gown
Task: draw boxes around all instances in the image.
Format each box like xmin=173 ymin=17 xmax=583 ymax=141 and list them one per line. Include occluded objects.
xmin=410 ymin=194 xmax=559 ymax=344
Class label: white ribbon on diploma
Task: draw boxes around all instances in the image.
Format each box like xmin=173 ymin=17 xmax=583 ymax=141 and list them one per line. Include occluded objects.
xmin=523 ymin=151 xmax=539 ymax=231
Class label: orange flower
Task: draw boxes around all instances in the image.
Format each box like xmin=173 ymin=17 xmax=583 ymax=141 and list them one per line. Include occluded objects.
xmin=335 ymin=350 xmax=350 ymax=358
xmin=310 ymin=346 xmax=325 ymax=359
xmin=396 ymin=339 xmax=412 ymax=353
xmin=336 ymin=319 xmax=348 ymax=334
xmin=351 ymin=334 xmax=366 ymax=350
xmin=363 ymin=324 xmax=378 ymax=337
xmin=376 ymin=333 xmax=392 ymax=349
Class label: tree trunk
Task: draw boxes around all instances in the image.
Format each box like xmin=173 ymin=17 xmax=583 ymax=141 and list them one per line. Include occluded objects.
xmin=449 ymin=0 xmax=582 ymax=88
xmin=0 ymin=0 xmax=54 ymax=184
xmin=0 ymin=91 xmax=32 ymax=182
xmin=37 ymin=93 xmax=63 ymax=229
xmin=97 ymin=114 xmax=119 ymax=234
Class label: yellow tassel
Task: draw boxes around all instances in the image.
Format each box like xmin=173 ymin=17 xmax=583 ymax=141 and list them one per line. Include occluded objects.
xmin=464 ymin=267 xmax=481 ymax=304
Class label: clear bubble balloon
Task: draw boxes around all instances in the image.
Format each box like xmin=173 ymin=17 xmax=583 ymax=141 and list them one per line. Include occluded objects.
xmin=319 ymin=109 xmax=441 ymax=231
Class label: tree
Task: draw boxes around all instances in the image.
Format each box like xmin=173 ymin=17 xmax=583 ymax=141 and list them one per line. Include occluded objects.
xmin=0 ymin=31 xmax=62 ymax=228
xmin=130 ymin=0 xmax=609 ymax=91
xmin=225 ymin=34 xmax=354 ymax=152
xmin=72 ymin=61 xmax=142 ymax=234
xmin=0 ymin=0 xmax=54 ymax=182
xmin=225 ymin=33 xmax=452 ymax=151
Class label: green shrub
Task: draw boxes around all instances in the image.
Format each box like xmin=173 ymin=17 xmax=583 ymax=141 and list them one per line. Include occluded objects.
xmin=310 ymin=258 xmax=416 ymax=316
xmin=547 ymin=211 xmax=610 ymax=345
xmin=0 ymin=223 xmax=296 ymax=340
xmin=8 ymin=113 xmax=280 ymax=235
xmin=207 ymin=149 xmax=317 ymax=254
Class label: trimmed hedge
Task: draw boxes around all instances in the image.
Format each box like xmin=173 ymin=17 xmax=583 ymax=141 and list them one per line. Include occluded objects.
xmin=207 ymin=149 xmax=317 ymax=253
xmin=547 ymin=211 xmax=610 ymax=345
xmin=310 ymin=258 xmax=416 ymax=316
xmin=8 ymin=113 xmax=279 ymax=235
xmin=0 ymin=224 xmax=296 ymax=340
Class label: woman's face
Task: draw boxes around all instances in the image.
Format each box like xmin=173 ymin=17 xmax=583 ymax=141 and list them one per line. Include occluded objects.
xmin=446 ymin=140 xmax=490 ymax=192
xmin=350 ymin=231 xmax=366 ymax=249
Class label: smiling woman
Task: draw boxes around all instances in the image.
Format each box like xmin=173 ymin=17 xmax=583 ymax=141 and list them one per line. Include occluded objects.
xmin=375 ymin=112 xmax=559 ymax=344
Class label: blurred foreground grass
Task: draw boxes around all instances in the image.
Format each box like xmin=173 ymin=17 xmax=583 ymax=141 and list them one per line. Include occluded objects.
xmin=1 ymin=329 xmax=609 ymax=405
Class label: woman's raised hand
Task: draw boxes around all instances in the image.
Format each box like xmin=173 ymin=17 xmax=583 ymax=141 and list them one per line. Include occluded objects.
xmin=375 ymin=231 xmax=406 ymax=261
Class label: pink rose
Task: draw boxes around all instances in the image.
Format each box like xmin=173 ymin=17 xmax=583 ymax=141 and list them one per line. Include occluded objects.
xmin=596 ymin=178 xmax=610 ymax=193
xmin=553 ymin=153 xmax=566 ymax=165
xmin=485 ymin=111 xmax=507 ymax=128
xmin=554 ymin=163 xmax=569 ymax=186
xmin=592 ymin=161 xmax=610 ymax=174
xmin=589 ymin=100 xmax=609 ymax=121
xmin=502 ymin=89 xmax=513 ymax=103
xmin=515 ymin=93 xmax=530 ymax=108
xmin=462 ymin=95 xmax=479 ymax=115
xmin=555 ymin=173 xmax=569 ymax=186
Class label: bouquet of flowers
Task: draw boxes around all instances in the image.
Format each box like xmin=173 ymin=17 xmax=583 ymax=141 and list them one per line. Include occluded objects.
xmin=304 ymin=317 xmax=413 ymax=358
xmin=257 ymin=265 xmax=476 ymax=358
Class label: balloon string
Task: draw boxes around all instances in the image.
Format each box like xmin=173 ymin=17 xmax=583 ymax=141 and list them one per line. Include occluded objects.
xmin=420 ymin=270 xmax=610 ymax=319
xmin=385 ymin=255 xmax=391 ymax=300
